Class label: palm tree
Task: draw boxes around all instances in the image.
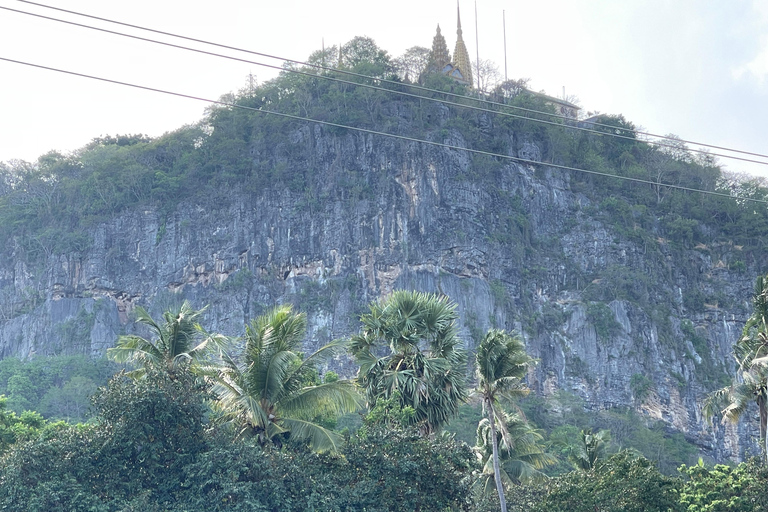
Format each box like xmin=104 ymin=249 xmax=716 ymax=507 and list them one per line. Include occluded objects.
xmin=705 ymin=274 xmax=768 ymax=462
xmin=474 ymin=329 xmax=535 ymax=512
xmin=473 ymin=410 xmax=554 ymax=497
xmin=210 ymin=304 xmax=360 ymax=453
xmin=350 ymin=290 xmax=468 ymax=435
xmin=107 ymin=300 xmax=225 ymax=378
xmin=568 ymin=428 xmax=611 ymax=471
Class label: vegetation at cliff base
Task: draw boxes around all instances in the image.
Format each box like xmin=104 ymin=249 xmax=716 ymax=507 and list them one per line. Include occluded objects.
xmin=3 ymin=31 xmax=768 ymax=511
xmin=0 ymin=293 xmax=765 ymax=510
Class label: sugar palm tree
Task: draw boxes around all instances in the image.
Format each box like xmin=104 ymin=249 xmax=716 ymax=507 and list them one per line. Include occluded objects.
xmin=107 ymin=300 xmax=226 ymax=378
xmin=473 ymin=410 xmax=554 ymax=497
xmin=705 ymin=274 xmax=768 ymax=462
xmin=475 ymin=329 xmax=535 ymax=512
xmin=350 ymin=290 xmax=468 ymax=436
xmin=210 ymin=304 xmax=360 ymax=453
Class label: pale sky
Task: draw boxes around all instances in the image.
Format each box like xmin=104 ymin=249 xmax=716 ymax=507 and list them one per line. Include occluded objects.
xmin=0 ymin=0 xmax=767 ymax=176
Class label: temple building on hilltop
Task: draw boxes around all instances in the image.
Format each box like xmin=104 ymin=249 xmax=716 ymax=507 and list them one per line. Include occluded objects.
xmin=426 ymin=3 xmax=473 ymax=87
xmin=422 ymin=2 xmax=581 ymax=120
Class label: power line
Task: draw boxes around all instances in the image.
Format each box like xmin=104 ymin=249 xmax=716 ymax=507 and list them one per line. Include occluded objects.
xmin=1 ymin=54 xmax=765 ymax=206
xmin=11 ymin=0 xmax=768 ymax=164
xmin=1 ymin=6 xmax=764 ymax=169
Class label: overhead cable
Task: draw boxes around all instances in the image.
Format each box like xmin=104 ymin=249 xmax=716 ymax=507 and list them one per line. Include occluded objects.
xmin=0 ymin=54 xmax=765 ymax=206
xmin=10 ymin=0 xmax=768 ymax=164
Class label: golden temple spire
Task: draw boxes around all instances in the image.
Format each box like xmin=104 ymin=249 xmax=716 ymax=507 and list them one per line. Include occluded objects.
xmin=453 ymin=1 xmax=473 ymax=87
xmin=430 ymin=24 xmax=451 ymax=70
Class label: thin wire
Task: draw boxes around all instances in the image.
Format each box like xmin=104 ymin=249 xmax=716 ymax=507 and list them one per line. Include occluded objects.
xmin=1 ymin=6 xmax=764 ymax=168
xmin=1 ymin=55 xmax=764 ymax=206
xmin=13 ymin=0 xmax=768 ymax=162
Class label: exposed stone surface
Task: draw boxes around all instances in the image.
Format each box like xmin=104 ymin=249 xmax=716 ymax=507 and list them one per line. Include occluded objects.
xmin=0 ymin=116 xmax=762 ymax=462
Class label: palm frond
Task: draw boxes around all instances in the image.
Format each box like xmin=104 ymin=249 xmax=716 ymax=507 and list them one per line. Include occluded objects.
xmin=702 ymin=386 xmax=730 ymax=423
xmin=107 ymin=335 xmax=163 ymax=365
xmin=290 ymin=338 xmax=349 ymax=376
xmin=280 ymin=417 xmax=345 ymax=453
xmin=279 ymin=380 xmax=361 ymax=419
xmin=186 ymin=331 xmax=231 ymax=363
xmin=262 ymin=349 xmax=300 ymax=402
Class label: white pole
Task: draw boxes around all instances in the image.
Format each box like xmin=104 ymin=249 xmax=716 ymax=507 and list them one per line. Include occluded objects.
xmin=475 ymin=0 xmax=480 ymax=89
xmin=503 ymin=10 xmax=508 ymax=81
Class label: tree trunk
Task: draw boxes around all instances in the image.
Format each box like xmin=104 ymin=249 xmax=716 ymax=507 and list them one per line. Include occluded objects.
xmin=487 ymin=400 xmax=507 ymax=512
xmin=761 ymin=398 xmax=768 ymax=465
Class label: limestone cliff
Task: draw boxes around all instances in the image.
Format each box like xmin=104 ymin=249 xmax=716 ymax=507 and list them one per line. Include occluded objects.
xmin=0 ymin=94 xmax=763 ymax=462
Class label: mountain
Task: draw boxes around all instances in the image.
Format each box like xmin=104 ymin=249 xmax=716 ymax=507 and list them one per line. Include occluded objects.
xmin=1 ymin=67 xmax=766 ymax=462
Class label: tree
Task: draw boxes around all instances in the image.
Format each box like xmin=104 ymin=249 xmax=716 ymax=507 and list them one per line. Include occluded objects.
xmin=705 ymin=274 xmax=768 ymax=463
xmin=535 ymin=451 xmax=682 ymax=512
xmin=341 ymin=398 xmax=476 ymax=512
xmin=350 ymin=290 xmax=468 ymax=435
xmin=678 ymin=458 xmax=768 ymax=512
xmin=40 ymin=376 xmax=97 ymax=422
xmin=474 ymin=410 xmax=554 ymax=497
xmin=340 ymin=36 xmax=392 ymax=77
xmin=659 ymin=133 xmax=693 ymax=163
xmin=472 ymin=58 xmax=503 ymax=94
xmin=567 ymin=428 xmax=612 ymax=471
xmin=107 ymin=300 xmax=225 ymax=378
xmin=0 ymin=396 xmax=46 ymax=455
xmin=492 ymin=78 xmax=531 ymax=101
xmin=91 ymin=367 xmax=210 ymax=500
xmin=474 ymin=329 xmax=535 ymax=512
xmin=210 ymin=304 xmax=360 ymax=453
xmin=393 ymin=46 xmax=431 ymax=82
xmin=306 ymin=45 xmax=338 ymax=70
xmin=0 ymin=367 xmax=211 ymax=509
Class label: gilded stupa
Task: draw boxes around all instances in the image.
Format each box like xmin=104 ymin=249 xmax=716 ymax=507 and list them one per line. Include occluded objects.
xmin=452 ymin=3 xmax=473 ymax=87
xmin=425 ymin=2 xmax=473 ymax=87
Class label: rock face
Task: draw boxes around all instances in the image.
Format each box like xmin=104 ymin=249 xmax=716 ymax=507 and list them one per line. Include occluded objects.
xmin=0 ymin=105 xmax=762 ymax=462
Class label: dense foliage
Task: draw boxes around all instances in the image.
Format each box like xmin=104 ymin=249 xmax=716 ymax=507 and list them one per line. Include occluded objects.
xmin=534 ymin=451 xmax=683 ymax=512
xmin=0 ymin=365 xmax=476 ymax=511
xmin=0 ymin=297 xmax=766 ymax=510
xmin=351 ymin=290 xmax=468 ymax=435
xmin=0 ymin=354 xmax=118 ymax=421
xmin=209 ymin=304 xmax=360 ymax=452
xmin=678 ymin=458 xmax=768 ymax=512
xmin=2 ymin=34 xmax=768 ymax=511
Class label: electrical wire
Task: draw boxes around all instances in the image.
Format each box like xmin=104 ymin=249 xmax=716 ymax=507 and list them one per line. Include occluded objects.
xmin=9 ymin=0 xmax=768 ymax=164
xmin=1 ymin=54 xmax=765 ymax=206
xmin=18 ymin=0 xmax=768 ymax=160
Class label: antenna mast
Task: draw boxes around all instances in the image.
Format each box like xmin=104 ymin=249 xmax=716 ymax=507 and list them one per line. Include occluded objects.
xmin=503 ymin=10 xmax=508 ymax=81
xmin=475 ymin=1 xmax=480 ymax=89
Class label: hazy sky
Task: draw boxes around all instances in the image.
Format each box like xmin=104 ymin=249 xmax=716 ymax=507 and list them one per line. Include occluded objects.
xmin=1 ymin=0 xmax=767 ymax=175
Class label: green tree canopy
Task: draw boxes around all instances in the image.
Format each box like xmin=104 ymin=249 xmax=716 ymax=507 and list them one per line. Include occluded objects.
xmin=474 ymin=410 xmax=554 ymax=493
xmin=678 ymin=458 xmax=768 ymax=512
xmin=474 ymin=329 xmax=536 ymax=512
xmin=534 ymin=451 xmax=682 ymax=512
xmin=209 ymin=304 xmax=360 ymax=452
xmin=107 ymin=300 xmax=226 ymax=378
xmin=350 ymin=290 xmax=468 ymax=435
xmin=340 ymin=36 xmax=392 ymax=77
xmin=567 ymin=428 xmax=612 ymax=471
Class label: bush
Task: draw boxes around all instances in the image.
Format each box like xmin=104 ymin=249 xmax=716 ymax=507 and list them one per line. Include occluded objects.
xmin=534 ymin=451 xmax=682 ymax=512
xmin=678 ymin=458 xmax=768 ymax=512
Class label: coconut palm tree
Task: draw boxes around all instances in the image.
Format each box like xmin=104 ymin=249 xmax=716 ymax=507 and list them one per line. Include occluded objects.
xmin=473 ymin=410 xmax=554 ymax=497
xmin=350 ymin=290 xmax=468 ymax=436
xmin=568 ymin=428 xmax=612 ymax=471
xmin=210 ymin=304 xmax=360 ymax=453
xmin=705 ymin=274 xmax=768 ymax=462
xmin=474 ymin=329 xmax=535 ymax=512
xmin=107 ymin=300 xmax=226 ymax=378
